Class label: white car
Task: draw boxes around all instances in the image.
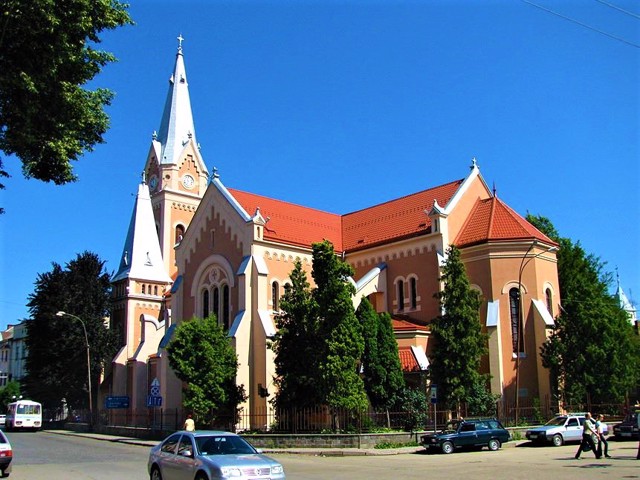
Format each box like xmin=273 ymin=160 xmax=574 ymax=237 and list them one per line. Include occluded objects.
xmin=0 ymin=429 xmax=12 ymax=477
xmin=525 ymin=414 xmax=607 ymax=446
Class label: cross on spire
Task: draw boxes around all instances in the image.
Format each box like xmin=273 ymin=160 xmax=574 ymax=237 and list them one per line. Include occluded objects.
xmin=177 ymin=34 xmax=184 ymax=52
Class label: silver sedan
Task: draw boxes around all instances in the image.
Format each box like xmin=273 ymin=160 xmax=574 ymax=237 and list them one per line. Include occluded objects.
xmin=148 ymin=430 xmax=286 ymax=480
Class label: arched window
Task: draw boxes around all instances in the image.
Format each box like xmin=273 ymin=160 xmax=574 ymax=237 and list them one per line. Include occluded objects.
xmin=509 ymin=288 xmax=523 ymax=354
xmin=202 ymin=290 xmax=210 ymax=319
xmin=142 ymin=284 xmax=146 ymax=295
xmin=154 ymin=285 xmax=158 ymax=296
xmin=272 ymin=281 xmax=280 ymax=311
xmin=222 ymin=285 xmax=230 ymax=330
xmin=397 ymin=280 xmax=405 ymax=312
xmin=175 ymin=224 xmax=185 ymax=245
xmin=213 ymin=287 xmax=220 ymax=320
xmin=410 ymin=277 xmax=418 ymax=310
xmin=545 ymin=288 xmax=553 ymax=316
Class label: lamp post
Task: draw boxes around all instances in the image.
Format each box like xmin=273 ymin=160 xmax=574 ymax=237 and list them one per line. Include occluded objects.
xmin=514 ymin=243 xmax=558 ymax=426
xmin=56 ymin=311 xmax=92 ymax=427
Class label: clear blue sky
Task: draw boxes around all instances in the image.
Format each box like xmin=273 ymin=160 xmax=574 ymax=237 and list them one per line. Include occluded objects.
xmin=1 ymin=0 xmax=638 ymax=328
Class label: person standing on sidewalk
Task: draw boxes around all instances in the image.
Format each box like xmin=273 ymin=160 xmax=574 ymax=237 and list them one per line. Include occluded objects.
xmin=183 ymin=414 xmax=195 ymax=432
xmin=575 ymin=412 xmax=599 ymax=459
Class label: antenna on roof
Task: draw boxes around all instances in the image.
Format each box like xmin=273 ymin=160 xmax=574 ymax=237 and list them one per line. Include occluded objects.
xmin=492 ymin=181 xmax=497 ymax=197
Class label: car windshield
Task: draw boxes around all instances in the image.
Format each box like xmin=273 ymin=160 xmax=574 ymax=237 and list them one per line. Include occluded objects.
xmin=195 ymin=435 xmax=257 ymax=456
xmin=545 ymin=416 xmax=568 ymax=426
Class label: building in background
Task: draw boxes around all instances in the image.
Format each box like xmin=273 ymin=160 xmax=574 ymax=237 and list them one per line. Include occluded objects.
xmin=0 ymin=322 xmax=28 ymax=387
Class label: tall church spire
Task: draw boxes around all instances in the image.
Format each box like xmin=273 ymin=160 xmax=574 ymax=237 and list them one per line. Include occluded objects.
xmin=156 ymin=34 xmax=198 ymax=166
xmin=113 ymin=180 xmax=173 ymax=284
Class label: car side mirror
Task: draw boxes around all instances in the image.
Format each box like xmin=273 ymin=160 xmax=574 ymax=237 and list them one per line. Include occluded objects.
xmin=255 ymin=448 xmax=263 ymax=454
xmin=180 ymin=449 xmax=193 ymax=458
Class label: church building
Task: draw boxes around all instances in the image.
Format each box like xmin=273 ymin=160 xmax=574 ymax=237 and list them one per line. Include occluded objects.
xmin=103 ymin=41 xmax=560 ymax=426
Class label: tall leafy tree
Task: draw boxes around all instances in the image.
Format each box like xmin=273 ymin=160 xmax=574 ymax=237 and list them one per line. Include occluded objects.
xmin=0 ymin=381 xmax=21 ymax=411
xmin=271 ymin=260 xmax=322 ymax=409
xmin=167 ymin=315 xmax=246 ymax=428
xmin=528 ymin=214 xmax=640 ymax=405
xmin=0 ymin=0 xmax=133 ymax=202
xmin=312 ymin=240 xmax=368 ymax=416
xmin=357 ymin=298 xmax=405 ymax=422
xmin=429 ymin=245 xmax=489 ymax=415
xmin=24 ymin=251 xmax=117 ymax=412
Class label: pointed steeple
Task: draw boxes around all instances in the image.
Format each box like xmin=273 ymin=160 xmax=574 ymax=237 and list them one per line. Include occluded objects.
xmin=616 ymin=270 xmax=637 ymax=325
xmin=113 ymin=179 xmax=173 ymax=284
xmin=156 ymin=35 xmax=198 ymax=166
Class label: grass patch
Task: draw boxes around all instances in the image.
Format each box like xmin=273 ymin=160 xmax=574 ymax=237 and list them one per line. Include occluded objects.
xmin=374 ymin=441 xmax=420 ymax=449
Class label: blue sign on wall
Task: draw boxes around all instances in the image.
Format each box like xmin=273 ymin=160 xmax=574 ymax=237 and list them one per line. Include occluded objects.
xmin=105 ymin=396 xmax=130 ymax=409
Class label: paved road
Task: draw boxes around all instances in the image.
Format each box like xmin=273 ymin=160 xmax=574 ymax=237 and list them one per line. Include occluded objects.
xmin=4 ymin=430 xmax=640 ymax=479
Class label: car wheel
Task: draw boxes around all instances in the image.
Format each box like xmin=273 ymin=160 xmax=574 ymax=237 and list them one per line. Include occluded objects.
xmin=0 ymin=467 xmax=7 ymax=478
xmin=488 ymin=439 xmax=501 ymax=451
xmin=441 ymin=441 xmax=454 ymax=454
xmin=195 ymin=473 xmax=209 ymax=480
xmin=552 ymin=434 xmax=563 ymax=447
xmin=149 ymin=466 xmax=162 ymax=480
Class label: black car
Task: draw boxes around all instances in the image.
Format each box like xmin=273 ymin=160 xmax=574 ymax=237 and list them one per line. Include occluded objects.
xmin=613 ymin=409 xmax=639 ymax=441
xmin=420 ymin=418 xmax=510 ymax=454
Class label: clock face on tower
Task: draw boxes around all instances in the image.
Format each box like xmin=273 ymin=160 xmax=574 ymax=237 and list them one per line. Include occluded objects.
xmin=149 ymin=175 xmax=158 ymax=191
xmin=182 ymin=174 xmax=195 ymax=189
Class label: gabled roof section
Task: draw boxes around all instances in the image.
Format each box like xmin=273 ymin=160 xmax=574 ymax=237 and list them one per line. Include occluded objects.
xmin=455 ymin=195 xmax=555 ymax=247
xmin=156 ymin=39 xmax=198 ymax=166
xmin=392 ymin=317 xmax=430 ymax=333
xmin=113 ymin=182 xmax=173 ymax=284
xmin=342 ymin=179 xmax=464 ymax=251
xmin=228 ymin=188 xmax=343 ymax=250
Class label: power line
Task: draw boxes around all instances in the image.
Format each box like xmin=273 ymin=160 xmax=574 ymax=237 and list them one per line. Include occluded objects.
xmin=522 ymin=0 xmax=640 ymax=49
xmin=595 ymin=0 xmax=640 ymax=20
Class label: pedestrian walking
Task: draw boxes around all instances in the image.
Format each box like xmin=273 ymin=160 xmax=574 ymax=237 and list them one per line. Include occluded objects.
xmin=595 ymin=414 xmax=611 ymax=458
xmin=183 ymin=413 xmax=195 ymax=432
xmin=575 ymin=412 xmax=600 ymax=459
xmin=636 ymin=408 xmax=640 ymax=460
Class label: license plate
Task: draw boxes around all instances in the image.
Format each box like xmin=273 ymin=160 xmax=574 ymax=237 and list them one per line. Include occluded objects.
xmin=529 ymin=433 xmax=537 ymax=438
xmin=622 ymin=432 xmax=632 ymax=437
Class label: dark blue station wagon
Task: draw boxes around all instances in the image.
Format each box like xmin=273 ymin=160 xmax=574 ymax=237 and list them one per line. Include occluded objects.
xmin=420 ymin=418 xmax=511 ymax=454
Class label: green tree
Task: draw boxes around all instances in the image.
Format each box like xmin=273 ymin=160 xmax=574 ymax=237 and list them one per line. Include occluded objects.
xmin=24 ymin=251 xmax=117 ymax=413
xmin=0 ymin=0 xmax=133 ymax=202
xmin=312 ymin=240 xmax=368 ymax=422
xmin=398 ymin=387 xmax=429 ymax=432
xmin=528 ymin=214 xmax=640 ymax=405
xmin=271 ymin=260 xmax=322 ymax=409
xmin=429 ymin=245 xmax=489 ymax=416
xmin=357 ymin=298 xmax=405 ymax=424
xmin=0 ymin=381 xmax=21 ymax=411
xmin=167 ymin=315 xmax=246 ymax=428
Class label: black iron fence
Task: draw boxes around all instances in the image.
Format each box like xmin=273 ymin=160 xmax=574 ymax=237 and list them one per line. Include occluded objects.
xmin=80 ymin=396 xmax=629 ymax=434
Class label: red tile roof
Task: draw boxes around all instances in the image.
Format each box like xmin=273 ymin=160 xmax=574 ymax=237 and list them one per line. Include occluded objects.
xmin=229 ymin=188 xmax=343 ymax=250
xmin=392 ymin=318 xmax=429 ymax=333
xmin=455 ymin=196 xmax=556 ymax=248
xmin=226 ymin=180 xmax=550 ymax=252
xmin=342 ymin=180 xmax=464 ymax=251
xmin=398 ymin=346 xmax=422 ymax=372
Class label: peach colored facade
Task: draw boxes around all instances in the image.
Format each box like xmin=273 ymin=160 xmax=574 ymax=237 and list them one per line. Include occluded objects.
xmin=103 ymin=44 xmax=560 ymax=425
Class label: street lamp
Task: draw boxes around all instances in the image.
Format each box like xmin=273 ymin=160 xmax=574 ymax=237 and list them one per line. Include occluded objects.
xmin=56 ymin=311 xmax=92 ymax=427
xmin=514 ymin=243 xmax=558 ymax=426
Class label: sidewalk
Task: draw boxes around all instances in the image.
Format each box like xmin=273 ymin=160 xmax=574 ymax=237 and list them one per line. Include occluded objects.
xmin=46 ymin=429 xmax=426 ymax=456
